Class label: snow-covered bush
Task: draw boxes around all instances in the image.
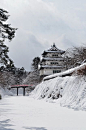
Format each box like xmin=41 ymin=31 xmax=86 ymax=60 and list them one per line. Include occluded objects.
xmin=73 ymin=65 xmax=86 ymax=75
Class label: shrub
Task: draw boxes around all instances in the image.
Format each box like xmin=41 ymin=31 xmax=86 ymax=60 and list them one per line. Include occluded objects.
xmin=73 ymin=65 xmax=86 ymax=75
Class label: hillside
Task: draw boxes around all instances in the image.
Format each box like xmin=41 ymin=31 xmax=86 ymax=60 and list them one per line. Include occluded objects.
xmin=30 ymin=63 xmax=86 ymax=111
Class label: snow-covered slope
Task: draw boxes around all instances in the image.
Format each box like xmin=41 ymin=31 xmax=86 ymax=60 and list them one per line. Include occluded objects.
xmin=30 ymin=75 xmax=86 ymax=111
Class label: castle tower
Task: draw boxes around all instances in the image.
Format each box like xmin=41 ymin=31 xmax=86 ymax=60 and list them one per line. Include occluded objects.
xmin=39 ymin=43 xmax=65 ymax=76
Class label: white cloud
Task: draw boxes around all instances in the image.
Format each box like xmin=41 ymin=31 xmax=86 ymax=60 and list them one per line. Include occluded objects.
xmin=1 ymin=0 xmax=86 ymax=70
xmin=6 ymin=31 xmax=45 ymax=71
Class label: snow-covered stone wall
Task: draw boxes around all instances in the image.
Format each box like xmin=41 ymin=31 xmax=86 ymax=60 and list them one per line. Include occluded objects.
xmin=30 ymin=75 xmax=86 ymax=111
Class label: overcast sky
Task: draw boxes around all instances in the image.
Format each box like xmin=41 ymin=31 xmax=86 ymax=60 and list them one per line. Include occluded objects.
xmin=1 ymin=0 xmax=86 ymax=71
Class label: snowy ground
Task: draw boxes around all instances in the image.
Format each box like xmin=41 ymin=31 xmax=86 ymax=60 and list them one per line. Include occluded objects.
xmin=0 ymin=96 xmax=86 ymax=130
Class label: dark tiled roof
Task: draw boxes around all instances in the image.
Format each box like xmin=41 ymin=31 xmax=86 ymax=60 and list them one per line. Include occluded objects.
xmin=42 ymin=43 xmax=65 ymax=55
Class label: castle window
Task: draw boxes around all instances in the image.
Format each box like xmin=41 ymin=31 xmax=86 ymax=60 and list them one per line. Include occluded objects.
xmin=53 ymin=70 xmax=61 ymax=73
xmin=51 ymin=62 xmax=58 ymax=65
xmin=52 ymin=54 xmax=58 ymax=57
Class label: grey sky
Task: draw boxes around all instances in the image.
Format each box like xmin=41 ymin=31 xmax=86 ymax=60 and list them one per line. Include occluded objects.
xmin=0 ymin=0 xmax=86 ymax=71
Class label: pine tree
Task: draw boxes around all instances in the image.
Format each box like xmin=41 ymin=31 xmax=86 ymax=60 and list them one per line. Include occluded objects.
xmin=0 ymin=8 xmax=17 ymax=41
xmin=0 ymin=8 xmax=17 ymax=88
xmin=23 ymin=57 xmax=40 ymax=86
xmin=0 ymin=8 xmax=17 ymax=67
xmin=31 ymin=57 xmax=40 ymax=71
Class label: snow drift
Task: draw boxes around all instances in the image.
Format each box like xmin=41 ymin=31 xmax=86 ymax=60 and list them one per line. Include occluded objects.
xmin=0 ymin=87 xmax=14 ymax=98
xmin=30 ymin=63 xmax=86 ymax=111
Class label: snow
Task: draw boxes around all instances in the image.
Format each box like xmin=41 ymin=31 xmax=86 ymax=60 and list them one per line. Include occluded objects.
xmin=43 ymin=63 xmax=86 ymax=80
xmin=0 ymin=87 xmax=14 ymax=98
xmin=0 ymin=87 xmax=27 ymax=98
xmin=0 ymin=96 xmax=86 ymax=130
xmin=0 ymin=63 xmax=3 ymax=67
xmin=1 ymin=64 xmax=86 ymax=129
xmin=30 ymin=74 xmax=86 ymax=111
xmin=41 ymin=65 xmax=63 ymax=68
xmin=44 ymin=50 xmax=64 ymax=53
xmin=42 ymin=50 xmax=65 ymax=55
xmin=41 ymin=57 xmax=64 ymax=61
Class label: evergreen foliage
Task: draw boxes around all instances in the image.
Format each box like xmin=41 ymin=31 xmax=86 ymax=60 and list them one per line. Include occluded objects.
xmin=0 ymin=40 xmax=14 ymax=67
xmin=31 ymin=57 xmax=40 ymax=71
xmin=0 ymin=8 xmax=17 ymax=41
xmin=0 ymin=8 xmax=17 ymax=68
xmin=23 ymin=57 xmax=41 ymax=86
xmin=0 ymin=94 xmax=2 ymax=99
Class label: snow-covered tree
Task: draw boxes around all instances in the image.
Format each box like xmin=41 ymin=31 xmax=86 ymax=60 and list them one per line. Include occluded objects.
xmin=31 ymin=57 xmax=40 ymax=71
xmin=0 ymin=71 xmax=16 ymax=87
xmin=0 ymin=8 xmax=17 ymax=41
xmin=23 ymin=70 xmax=40 ymax=86
xmin=0 ymin=8 xmax=17 ymax=88
xmin=0 ymin=40 xmax=14 ymax=68
xmin=0 ymin=8 xmax=17 ymax=67
xmin=22 ymin=57 xmax=41 ymax=86
xmin=63 ymin=46 xmax=86 ymax=69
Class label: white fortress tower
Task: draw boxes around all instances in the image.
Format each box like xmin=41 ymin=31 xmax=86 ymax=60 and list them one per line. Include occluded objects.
xmin=39 ymin=43 xmax=65 ymax=76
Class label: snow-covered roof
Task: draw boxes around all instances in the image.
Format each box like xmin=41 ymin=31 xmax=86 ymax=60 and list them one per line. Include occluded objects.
xmin=41 ymin=57 xmax=64 ymax=61
xmin=43 ymin=63 xmax=86 ymax=81
xmin=40 ymin=65 xmax=64 ymax=69
xmin=48 ymin=43 xmax=64 ymax=52
xmin=42 ymin=43 xmax=65 ymax=55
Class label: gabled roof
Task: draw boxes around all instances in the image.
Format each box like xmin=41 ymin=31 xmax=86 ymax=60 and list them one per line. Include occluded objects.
xmin=42 ymin=43 xmax=65 ymax=55
xmin=48 ymin=43 xmax=60 ymax=51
